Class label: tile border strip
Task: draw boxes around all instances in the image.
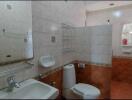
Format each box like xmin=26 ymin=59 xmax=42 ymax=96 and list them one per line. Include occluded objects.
xmin=36 ymin=60 xmax=111 ymax=79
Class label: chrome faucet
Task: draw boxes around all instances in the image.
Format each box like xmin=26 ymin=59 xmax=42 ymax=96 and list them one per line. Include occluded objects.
xmin=6 ymin=75 xmax=20 ymax=92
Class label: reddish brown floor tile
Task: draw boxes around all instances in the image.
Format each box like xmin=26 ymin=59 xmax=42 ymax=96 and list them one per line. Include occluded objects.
xmin=111 ymin=81 xmax=132 ymax=99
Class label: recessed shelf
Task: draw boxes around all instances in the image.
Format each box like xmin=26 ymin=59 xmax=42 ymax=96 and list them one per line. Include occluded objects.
xmin=121 ymin=45 xmax=132 ymax=47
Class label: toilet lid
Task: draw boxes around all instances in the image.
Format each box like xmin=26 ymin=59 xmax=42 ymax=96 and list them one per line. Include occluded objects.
xmin=72 ymin=83 xmax=100 ymax=96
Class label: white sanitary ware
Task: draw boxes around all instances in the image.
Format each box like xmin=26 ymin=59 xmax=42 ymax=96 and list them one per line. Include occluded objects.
xmin=63 ymin=64 xmax=100 ymax=99
xmin=0 ymin=79 xmax=59 ymax=99
xmin=39 ymin=55 xmax=55 ymax=68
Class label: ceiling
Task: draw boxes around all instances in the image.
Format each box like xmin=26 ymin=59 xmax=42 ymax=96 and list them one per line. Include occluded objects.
xmin=85 ymin=1 xmax=132 ymax=12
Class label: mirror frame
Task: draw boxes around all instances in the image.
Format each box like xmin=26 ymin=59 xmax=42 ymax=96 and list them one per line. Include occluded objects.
xmin=0 ymin=51 xmax=34 ymax=66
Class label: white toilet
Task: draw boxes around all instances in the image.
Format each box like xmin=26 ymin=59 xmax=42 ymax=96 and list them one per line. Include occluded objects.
xmin=63 ymin=64 xmax=100 ymax=99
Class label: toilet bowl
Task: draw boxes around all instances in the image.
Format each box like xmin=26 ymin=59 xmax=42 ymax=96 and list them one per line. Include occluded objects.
xmin=63 ymin=64 xmax=100 ymax=99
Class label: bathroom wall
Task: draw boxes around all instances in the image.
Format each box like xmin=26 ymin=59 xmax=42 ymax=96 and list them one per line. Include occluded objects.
xmin=0 ymin=1 xmax=86 ymax=89
xmin=90 ymin=25 xmax=112 ymax=64
xmin=32 ymin=1 xmax=63 ymax=74
xmin=86 ymin=4 xmax=132 ymax=57
xmin=86 ymin=4 xmax=132 ymax=85
xmin=32 ymin=1 xmax=86 ymax=74
xmin=0 ymin=2 xmax=112 ymax=97
xmin=62 ymin=26 xmax=77 ymax=65
xmin=73 ymin=25 xmax=112 ymax=65
xmin=73 ymin=27 xmax=91 ymax=61
xmin=32 ymin=1 xmax=86 ymax=27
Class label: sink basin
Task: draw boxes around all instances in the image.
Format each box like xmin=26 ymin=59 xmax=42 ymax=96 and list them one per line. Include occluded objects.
xmin=0 ymin=79 xmax=59 ymax=99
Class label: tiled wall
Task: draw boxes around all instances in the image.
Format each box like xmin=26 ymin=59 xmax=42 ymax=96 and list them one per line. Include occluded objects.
xmin=32 ymin=1 xmax=93 ymax=74
xmin=86 ymin=4 xmax=132 ymax=57
xmin=32 ymin=16 xmax=63 ymax=74
xmin=62 ymin=26 xmax=77 ymax=65
xmin=59 ymin=24 xmax=112 ymax=67
xmin=112 ymin=57 xmax=132 ymax=83
xmin=73 ymin=27 xmax=91 ymax=61
xmin=0 ymin=1 xmax=83 ymax=89
xmin=0 ymin=1 xmax=83 ymax=90
xmin=31 ymin=1 xmax=86 ymax=27
xmin=90 ymin=25 xmax=112 ymax=64
xmin=0 ymin=1 xmax=112 ymax=91
xmin=32 ymin=1 xmax=82 ymax=74
xmin=73 ymin=25 xmax=112 ymax=65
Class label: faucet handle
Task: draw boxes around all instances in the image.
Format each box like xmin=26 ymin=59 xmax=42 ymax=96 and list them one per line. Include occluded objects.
xmin=7 ymin=75 xmax=15 ymax=82
xmin=14 ymin=82 xmax=20 ymax=88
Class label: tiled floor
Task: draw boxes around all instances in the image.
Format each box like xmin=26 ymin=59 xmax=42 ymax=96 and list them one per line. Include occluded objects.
xmin=111 ymin=80 xmax=132 ymax=99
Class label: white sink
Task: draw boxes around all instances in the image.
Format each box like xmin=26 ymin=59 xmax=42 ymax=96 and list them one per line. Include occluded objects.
xmin=0 ymin=79 xmax=59 ymax=99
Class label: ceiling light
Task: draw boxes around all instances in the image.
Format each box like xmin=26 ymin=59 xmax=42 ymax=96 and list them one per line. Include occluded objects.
xmin=51 ymin=25 xmax=58 ymax=31
xmin=129 ymin=31 xmax=132 ymax=34
xmin=113 ymin=11 xmax=122 ymax=18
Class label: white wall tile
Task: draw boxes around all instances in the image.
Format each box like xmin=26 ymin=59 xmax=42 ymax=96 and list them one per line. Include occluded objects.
xmin=90 ymin=54 xmax=112 ymax=64
xmin=86 ymin=5 xmax=132 ymax=57
xmin=0 ymin=1 xmax=113 ymax=90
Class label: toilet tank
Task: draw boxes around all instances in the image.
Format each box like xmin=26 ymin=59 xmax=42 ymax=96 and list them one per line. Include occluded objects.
xmin=63 ymin=64 xmax=76 ymax=89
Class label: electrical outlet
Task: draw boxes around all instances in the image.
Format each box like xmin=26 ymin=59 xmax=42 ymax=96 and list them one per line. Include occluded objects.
xmin=51 ymin=36 xmax=56 ymax=43
xmin=78 ymin=63 xmax=85 ymax=68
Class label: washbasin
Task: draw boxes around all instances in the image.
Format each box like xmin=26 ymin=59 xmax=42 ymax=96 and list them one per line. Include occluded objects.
xmin=0 ymin=79 xmax=59 ymax=99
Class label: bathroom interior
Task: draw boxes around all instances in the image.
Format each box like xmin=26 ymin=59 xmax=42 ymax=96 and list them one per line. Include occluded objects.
xmin=0 ymin=1 xmax=132 ymax=99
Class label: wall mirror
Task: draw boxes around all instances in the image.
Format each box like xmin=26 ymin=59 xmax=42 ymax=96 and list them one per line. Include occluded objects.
xmin=122 ymin=23 xmax=132 ymax=46
xmin=0 ymin=1 xmax=33 ymax=65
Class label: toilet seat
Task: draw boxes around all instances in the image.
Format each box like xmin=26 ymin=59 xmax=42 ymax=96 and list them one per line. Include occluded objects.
xmin=71 ymin=83 xmax=100 ymax=97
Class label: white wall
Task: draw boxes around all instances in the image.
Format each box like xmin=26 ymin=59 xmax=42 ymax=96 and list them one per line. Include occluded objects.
xmin=0 ymin=1 xmax=113 ymax=89
xmin=32 ymin=1 xmax=63 ymax=74
xmin=62 ymin=26 xmax=77 ymax=65
xmin=90 ymin=25 xmax=112 ymax=64
xmin=86 ymin=4 xmax=132 ymax=57
xmin=32 ymin=1 xmax=86 ymax=74
xmin=0 ymin=1 xmax=86 ymax=89
xmin=73 ymin=27 xmax=91 ymax=61
xmin=32 ymin=1 xmax=86 ymax=27
xmin=73 ymin=25 xmax=112 ymax=64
